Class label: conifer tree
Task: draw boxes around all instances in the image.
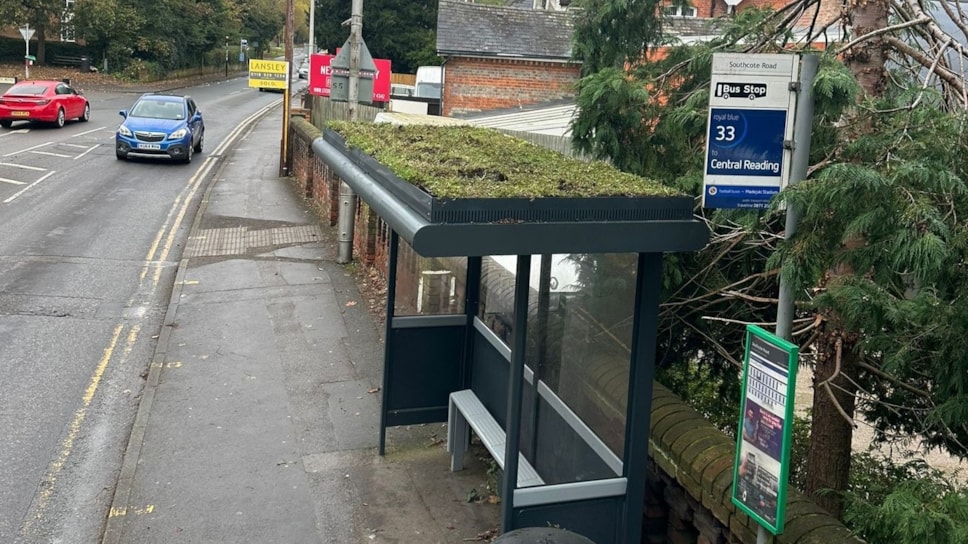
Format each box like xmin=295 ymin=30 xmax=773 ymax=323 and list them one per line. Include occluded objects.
xmin=571 ymin=0 xmax=968 ymax=521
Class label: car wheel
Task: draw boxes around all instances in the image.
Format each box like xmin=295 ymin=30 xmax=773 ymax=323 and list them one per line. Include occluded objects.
xmin=54 ymin=108 xmax=66 ymax=128
xmin=193 ymin=131 xmax=204 ymax=153
xmin=183 ymin=143 xmax=193 ymax=164
xmin=0 ymin=120 xmax=11 ymax=128
xmin=80 ymin=103 xmax=91 ymax=122
xmin=116 ymin=151 xmax=126 ymax=160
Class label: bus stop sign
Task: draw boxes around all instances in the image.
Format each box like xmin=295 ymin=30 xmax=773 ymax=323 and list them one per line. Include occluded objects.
xmin=703 ymin=54 xmax=799 ymax=209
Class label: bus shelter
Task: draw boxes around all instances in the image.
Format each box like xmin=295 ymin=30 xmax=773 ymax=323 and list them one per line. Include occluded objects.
xmin=315 ymin=134 xmax=709 ymax=543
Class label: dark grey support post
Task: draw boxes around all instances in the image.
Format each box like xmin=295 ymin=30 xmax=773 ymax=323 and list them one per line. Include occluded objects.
xmin=502 ymin=255 xmax=532 ymax=532
xmin=622 ymin=252 xmax=663 ymax=544
xmin=462 ymin=257 xmax=482 ymax=389
xmin=378 ymin=230 xmax=400 ymax=455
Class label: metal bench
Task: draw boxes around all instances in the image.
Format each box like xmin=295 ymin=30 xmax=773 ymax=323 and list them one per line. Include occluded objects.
xmin=447 ymin=389 xmax=544 ymax=488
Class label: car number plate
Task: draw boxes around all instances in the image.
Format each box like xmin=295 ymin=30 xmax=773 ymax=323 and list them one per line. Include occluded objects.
xmin=12 ymin=111 xmax=29 ymax=117
xmin=137 ymin=143 xmax=162 ymax=150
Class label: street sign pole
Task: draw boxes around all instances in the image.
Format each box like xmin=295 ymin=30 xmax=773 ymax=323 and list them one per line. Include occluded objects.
xmin=20 ymin=24 xmax=35 ymax=80
xmin=775 ymin=55 xmax=818 ymax=342
xmin=337 ymin=0 xmax=364 ymax=264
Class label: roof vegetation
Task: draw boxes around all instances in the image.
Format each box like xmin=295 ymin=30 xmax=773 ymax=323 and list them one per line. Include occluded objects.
xmin=325 ymin=121 xmax=680 ymax=199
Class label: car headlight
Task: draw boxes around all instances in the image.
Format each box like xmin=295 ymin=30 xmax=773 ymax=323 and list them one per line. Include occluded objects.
xmin=169 ymin=128 xmax=188 ymax=140
xmin=118 ymin=125 xmax=132 ymax=137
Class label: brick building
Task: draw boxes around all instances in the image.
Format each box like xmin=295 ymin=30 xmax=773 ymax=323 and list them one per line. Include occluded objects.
xmin=436 ymin=0 xmax=579 ymax=117
xmin=435 ymin=0 xmax=844 ymax=118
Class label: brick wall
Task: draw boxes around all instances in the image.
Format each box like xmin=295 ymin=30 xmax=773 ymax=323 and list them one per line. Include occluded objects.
xmin=443 ymin=57 xmax=580 ymax=116
xmin=688 ymin=0 xmax=841 ymax=28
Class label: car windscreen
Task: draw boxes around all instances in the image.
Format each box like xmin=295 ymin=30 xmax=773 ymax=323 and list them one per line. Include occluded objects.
xmin=130 ymin=100 xmax=185 ymax=120
xmin=7 ymin=85 xmax=49 ymax=96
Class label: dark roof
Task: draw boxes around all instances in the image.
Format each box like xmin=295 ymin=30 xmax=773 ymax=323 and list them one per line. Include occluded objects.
xmin=664 ymin=16 xmax=724 ymax=39
xmin=437 ymin=0 xmax=575 ymax=60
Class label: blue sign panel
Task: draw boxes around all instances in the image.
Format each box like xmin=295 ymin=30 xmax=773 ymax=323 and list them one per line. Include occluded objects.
xmin=706 ymin=108 xmax=786 ymax=176
xmin=704 ymin=108 xmax=787 ymax=209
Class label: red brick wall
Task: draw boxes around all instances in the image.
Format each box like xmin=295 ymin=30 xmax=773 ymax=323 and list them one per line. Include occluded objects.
xmin=686 ymin=0 xmax=841 ymax=26
xmin=443 ymin=57 xmax=580 ymax=116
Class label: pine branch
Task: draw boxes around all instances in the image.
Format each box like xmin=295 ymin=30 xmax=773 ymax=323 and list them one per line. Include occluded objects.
xmin=835 ymin=16 xmax=932 ymax=57
xmin=856 ymin=359 xmax=932 ymax=399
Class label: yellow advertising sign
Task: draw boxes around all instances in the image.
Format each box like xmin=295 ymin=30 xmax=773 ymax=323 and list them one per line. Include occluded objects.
xmin=248 ymin=60 xmax=289 ymax=89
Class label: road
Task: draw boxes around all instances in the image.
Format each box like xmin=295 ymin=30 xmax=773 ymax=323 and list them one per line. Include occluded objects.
xmin=0 ymin=73 xmax=305 ymax=543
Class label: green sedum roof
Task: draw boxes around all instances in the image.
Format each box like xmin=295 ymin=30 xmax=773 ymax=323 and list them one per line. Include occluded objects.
xmin=325 ymin=121 xmax=680 ymax=200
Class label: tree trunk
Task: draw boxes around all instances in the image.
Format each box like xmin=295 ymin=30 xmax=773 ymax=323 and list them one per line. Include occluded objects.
xmin=36 ymin=24 xmax=47 ymax=65
xmin=802 ymin=0 xmax=889 ymax=519
xmin=844 ymin=0 xmax=890 ymax=96
xmin=805 ymin=326 xmax=859 ymax=518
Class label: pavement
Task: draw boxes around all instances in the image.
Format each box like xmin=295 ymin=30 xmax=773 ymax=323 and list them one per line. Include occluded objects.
xmin=101 ymin=105 xmax=501 ymax=543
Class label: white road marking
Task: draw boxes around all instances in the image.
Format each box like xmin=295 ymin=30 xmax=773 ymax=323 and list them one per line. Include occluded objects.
xmin=74 ymin=126 xmax=107 ymax=137
xmin=0 ymin=177 xmax=26 ymax=185
xmin=3 ymin=141 xmax=50 ymax=157
xmin=0 ymin=128 xmax=30 ymax=139
xmin=73 ymin=144 xmax=100 ymax=160
xmin=30 ymin=150 xmax=72 ymax=158
xmin=3 ymin=171 xmax=55 ymax=203
xmin=0 ymin=162 xmax=46 ymax=171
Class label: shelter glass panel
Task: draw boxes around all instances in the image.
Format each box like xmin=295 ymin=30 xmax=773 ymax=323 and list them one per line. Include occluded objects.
xmin=393 ymin=239 xmax=466 ymax=316
xmin=478 ymin=254 xmax=633 ymax=480
xmin=528 ymin=253 xmax=633 ymax=469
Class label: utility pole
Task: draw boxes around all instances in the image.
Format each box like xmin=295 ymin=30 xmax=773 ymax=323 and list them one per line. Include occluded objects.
xmin=309 ymin=0 xmax=316 ymax=54
xmin=224 ymin=36 xmax=229 ymax=77
xmin=337 ymin=0 xmax=363 ymax=263
xmin=279 ymin=0 xmax=295 ymax=176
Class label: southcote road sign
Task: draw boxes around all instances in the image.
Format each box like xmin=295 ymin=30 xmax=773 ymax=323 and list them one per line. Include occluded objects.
xmin=703 ymin=54 xmax=800 ymax=209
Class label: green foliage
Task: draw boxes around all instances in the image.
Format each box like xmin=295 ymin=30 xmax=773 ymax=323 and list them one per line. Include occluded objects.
xmin=572 ymin=0 xmax=968 ymax=522
xmin=325 ymin=122 xmax=678 ymax=199
xmin=238 ymin=0 xmax=285 ymax=60
xmin=843 ymin=454 xmax=968 ymax=544
xmin=772 ymin=101 xmax=968 ymax=455
xmin=571 ymin=0 xmax=664 ymax=74
xmin=73 ymin=0 xmax=145 ymax=69
xmin=656 ymin=360 xmax=741 ymax=433
xmin=312 ymin=0 xmax=440 ymax=74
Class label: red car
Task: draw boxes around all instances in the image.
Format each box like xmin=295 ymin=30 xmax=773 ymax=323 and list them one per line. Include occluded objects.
xmin=0 ymin=80 xmax=91 ymax=129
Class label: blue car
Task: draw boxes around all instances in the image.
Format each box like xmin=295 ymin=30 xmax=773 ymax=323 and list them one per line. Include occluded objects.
xmin=116 ymin=94 xmax=204 ymax=163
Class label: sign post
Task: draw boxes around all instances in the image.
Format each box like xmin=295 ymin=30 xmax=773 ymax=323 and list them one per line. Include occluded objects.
xmin=703 ymin=54 xmax=800 ymax=209
xmin=732 ymin=325 xmax=798 ymax=538
xmin=19 ymin=24 xmax=35 ymax=80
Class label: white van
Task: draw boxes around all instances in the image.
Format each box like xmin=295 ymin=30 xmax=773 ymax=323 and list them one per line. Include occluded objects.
xmin=414 ymin=66 xmax=442 ymax=99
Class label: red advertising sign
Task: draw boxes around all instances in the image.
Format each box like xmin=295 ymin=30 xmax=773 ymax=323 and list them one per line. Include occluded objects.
xmin=308 ymin=53 xmax=392 ymax=102
xmin=308 ymin=53 xmax=334 ymax=97
xmin=372 ymin=58 xmax=391 ymax=103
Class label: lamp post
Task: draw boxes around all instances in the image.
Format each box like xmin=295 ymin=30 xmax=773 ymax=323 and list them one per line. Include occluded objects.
xmin=224 ymin=36 xmax=229 ymax=77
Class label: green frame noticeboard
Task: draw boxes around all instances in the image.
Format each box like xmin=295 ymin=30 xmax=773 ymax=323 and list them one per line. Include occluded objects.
xmin=732 ymin=324 xmax=799 ymax=535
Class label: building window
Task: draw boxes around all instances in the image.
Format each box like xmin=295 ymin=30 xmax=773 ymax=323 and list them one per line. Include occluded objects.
xmin=663 ymin=4 xmax=698 ymax=17
xmin=61 ymin=0 xmax=75 ymax=42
